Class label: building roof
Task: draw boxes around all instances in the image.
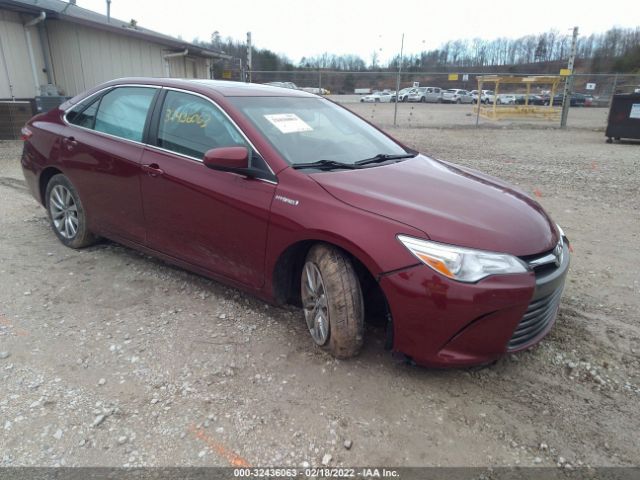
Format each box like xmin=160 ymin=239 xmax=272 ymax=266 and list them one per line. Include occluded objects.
xmin=0 ymin=0 xmax=232 ymax=59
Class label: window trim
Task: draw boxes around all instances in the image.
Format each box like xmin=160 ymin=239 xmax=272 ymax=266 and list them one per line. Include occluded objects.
xmin=147 ymin=86 xmax=276 ymax=183
xmin=63 ymin=84 xmax=161 ymax=148
xmin=93 ymin=86 xmax=160 ymax=144
xmin=62 ymin=84 xmax=277 ymax=184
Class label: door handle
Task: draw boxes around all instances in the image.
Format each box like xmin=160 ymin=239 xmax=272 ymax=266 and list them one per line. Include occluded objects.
xmin=62 ymin=136 xmax=78 ymax=150
xmin=142 ymin=163 xmax=164 ymax=177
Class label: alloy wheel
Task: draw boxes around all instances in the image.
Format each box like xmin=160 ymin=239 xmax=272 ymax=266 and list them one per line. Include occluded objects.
xmin=302 ymin=261 xmax=330 ymax=345
xmin=49 ymin=184 xmax=78 ymax=239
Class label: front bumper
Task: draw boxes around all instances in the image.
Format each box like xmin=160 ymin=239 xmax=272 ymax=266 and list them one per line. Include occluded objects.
xmin=379 ymin=243 xmax=570 ymax=367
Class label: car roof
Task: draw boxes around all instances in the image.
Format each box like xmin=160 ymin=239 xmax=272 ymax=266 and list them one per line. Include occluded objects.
xmin=98 ymin=77 xmax=316 ymax=98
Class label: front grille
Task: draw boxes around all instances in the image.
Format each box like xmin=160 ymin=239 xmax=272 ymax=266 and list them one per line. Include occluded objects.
xmin=507 ymin=285 xmax=564 ymax=351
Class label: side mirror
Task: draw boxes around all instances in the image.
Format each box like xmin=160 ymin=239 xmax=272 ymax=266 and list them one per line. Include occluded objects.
xmin=203 ymin=146 xmax=249 ymax=172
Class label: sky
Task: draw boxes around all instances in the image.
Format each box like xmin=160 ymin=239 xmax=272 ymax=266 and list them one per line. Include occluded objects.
xmin=79 ymin=0 xmax=640 ymax=64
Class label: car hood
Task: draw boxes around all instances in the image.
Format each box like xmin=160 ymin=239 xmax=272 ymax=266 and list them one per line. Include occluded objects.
xmin=309 ymin=155 xmax=559 ymax=257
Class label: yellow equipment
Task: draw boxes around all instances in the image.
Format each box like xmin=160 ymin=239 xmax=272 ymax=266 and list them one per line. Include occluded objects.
xmin=475 ymin=75 xmax=563 ymax=120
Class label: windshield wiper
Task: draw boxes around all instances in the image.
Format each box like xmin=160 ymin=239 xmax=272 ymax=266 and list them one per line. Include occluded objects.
xmin=355 ymin=153 xmax=417 ymax=166
xmin=292 ymin=160 xmax=364 ymax=171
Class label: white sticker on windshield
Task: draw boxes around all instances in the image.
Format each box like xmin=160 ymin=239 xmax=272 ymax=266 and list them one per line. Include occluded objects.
xmin=264 ymin=113 xmax=313 ymax=134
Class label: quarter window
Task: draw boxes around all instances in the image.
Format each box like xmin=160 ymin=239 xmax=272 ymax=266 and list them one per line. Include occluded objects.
xmin=93 ymin=87 xmax=156 ymax=142
xmin=67 ymin=99 xmax=100 ymax=129
xmin=67 ymin=98 xmax=100 ymax=129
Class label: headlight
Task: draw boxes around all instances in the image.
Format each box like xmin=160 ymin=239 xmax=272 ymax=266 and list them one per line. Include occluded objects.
xmin=397 ymin=235 xmax=528 ymax=283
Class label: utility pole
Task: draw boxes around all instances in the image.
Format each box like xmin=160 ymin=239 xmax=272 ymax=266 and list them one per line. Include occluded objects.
xmin=393 ymin=33 xmax=404 ymax=127
xmin=560 ymin=26 xmax=579 ymax=129
xmin=246 ymin=31 xmax=252 ymax=83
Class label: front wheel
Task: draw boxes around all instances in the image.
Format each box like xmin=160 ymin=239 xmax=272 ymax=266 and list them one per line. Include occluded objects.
xmin=301 ymin=244 xmax=364 ymax=359
xmin=45 ymin=174 xmax=97 ymax=248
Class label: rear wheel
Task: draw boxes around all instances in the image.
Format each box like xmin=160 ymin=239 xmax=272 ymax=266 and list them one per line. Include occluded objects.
xmin=301 ymin=244 xmax=364 ymax=359
xmin=45 ymin=174 xmax=97 ymax=248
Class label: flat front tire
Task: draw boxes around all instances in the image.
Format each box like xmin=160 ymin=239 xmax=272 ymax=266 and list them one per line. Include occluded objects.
xmin=45 ymin=174 xmax=97 ymax=248
xmin=301 ymin=244 xmax=364 ymax=359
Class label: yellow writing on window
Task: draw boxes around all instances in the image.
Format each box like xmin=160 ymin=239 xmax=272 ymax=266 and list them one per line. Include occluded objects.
xmin=164 ymin=108 xmax=211 ymax=128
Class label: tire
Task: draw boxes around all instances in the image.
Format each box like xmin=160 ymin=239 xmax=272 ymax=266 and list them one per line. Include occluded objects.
xmin=420 ymin=97 xmax=426 ymax=103
xmin=301 ymin=244 xmax=364 ymax=359
xmin=456 ymin=98 xmax=461 ymax=104
xmin=45 ymin=174 xmax=97 ymax=249
xmin=402 ymin=97 xmax=408 ymax=102
xmin=375 ymin=98 xmax=380 ymax=103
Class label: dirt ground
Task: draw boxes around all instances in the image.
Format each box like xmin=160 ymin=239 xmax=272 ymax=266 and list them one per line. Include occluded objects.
xmin=1 ymin=115 xmax=639 ymax=469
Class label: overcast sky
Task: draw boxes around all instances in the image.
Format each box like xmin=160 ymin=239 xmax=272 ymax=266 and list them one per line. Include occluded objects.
xmin=79 ymin=0 xmax=639 ymax=63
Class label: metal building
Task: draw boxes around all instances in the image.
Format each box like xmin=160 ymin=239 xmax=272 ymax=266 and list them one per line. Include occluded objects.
xmin=0 ymin=0 xmax=230 ymax=101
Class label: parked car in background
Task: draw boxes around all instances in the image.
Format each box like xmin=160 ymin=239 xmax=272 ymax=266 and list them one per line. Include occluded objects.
xmin=592 ymin=95 xmax=611 ymax=107
xmin=442 ymin=89 xmax=473 ymax=104
xmin=360 ymin=91 xmax=394 ymax=103
xmin=407 ymin=87 xmax=443 ymax=103
xmin=482 ymin=90 xmax=496 ymax=104
xmin=391 ymin=87 xmax=414 ymax=102
xmin=21 ymin=78 xmax=569 ymax=368
xmin=470 ymin=89 xmax=493 ymax=104
xmin=497 ymin=94 xmax=517 ymax=105
xmin=543 ymin=92 xmax=593 ymax=107
xmin=515 ymin=94 xmax=546 ymax=105
xmin=572 ymin=93 xmax=593 ymax=107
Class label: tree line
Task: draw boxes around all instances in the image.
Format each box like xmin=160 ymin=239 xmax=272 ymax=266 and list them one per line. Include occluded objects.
xmin=195 ymin=26 xmax=640 ymax=75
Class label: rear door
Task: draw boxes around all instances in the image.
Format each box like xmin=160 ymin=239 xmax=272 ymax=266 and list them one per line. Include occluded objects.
xmin=61 ymin=86 xmax=159 ymax=242
xmin=139 ymin=89 xmax=276 ymax=288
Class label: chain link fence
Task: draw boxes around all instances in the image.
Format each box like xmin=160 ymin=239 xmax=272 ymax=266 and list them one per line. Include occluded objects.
xmin=248 ymin=70 xmax=640 ymax=130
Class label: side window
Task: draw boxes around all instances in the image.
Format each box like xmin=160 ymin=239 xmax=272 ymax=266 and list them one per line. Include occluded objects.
xmin=94 ymin=87 xmax=156 ymax=142
xmin=156 ymin=91 xmax=248 ymax=159
xmin=67 ymin=96 xmax=101 ymax=129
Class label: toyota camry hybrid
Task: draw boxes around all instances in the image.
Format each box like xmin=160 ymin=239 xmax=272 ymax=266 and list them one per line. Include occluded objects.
xmin=20 ymin=78 xmax=570 ymax=367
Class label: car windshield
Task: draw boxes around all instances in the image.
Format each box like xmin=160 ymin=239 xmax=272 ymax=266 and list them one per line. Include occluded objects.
xmin=228 ymin=96 xmax=408 ymax=166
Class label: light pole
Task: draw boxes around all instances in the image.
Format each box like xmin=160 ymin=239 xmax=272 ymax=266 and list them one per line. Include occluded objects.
xmin=246 ymin=32 xmax=252 ymax=83
xmin=560 ymin=26 xmax=579 ymax=129
xmin=393 ymin=33 xmax=404 ymax=127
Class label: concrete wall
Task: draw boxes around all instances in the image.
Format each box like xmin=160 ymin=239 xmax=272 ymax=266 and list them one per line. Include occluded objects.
xmin=0 ymin=9 xmax=211 ymax=100
xmin=0 ymin=10 xmax=49 ymax=98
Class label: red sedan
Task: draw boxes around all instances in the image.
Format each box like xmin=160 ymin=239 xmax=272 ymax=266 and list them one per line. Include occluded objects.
xmin=20 ymin=78 xmax=569 ymax=367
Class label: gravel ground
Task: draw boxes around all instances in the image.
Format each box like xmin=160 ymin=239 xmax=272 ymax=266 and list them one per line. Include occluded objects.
xmin=0 ymin=123 xmax=639 ymax=469
xmin=330 ymin=99 xmax=610 ymax=130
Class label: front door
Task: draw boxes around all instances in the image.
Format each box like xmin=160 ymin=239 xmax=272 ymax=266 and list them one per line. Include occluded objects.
xmin=140 ymin=89 xmax=276 ymax=288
